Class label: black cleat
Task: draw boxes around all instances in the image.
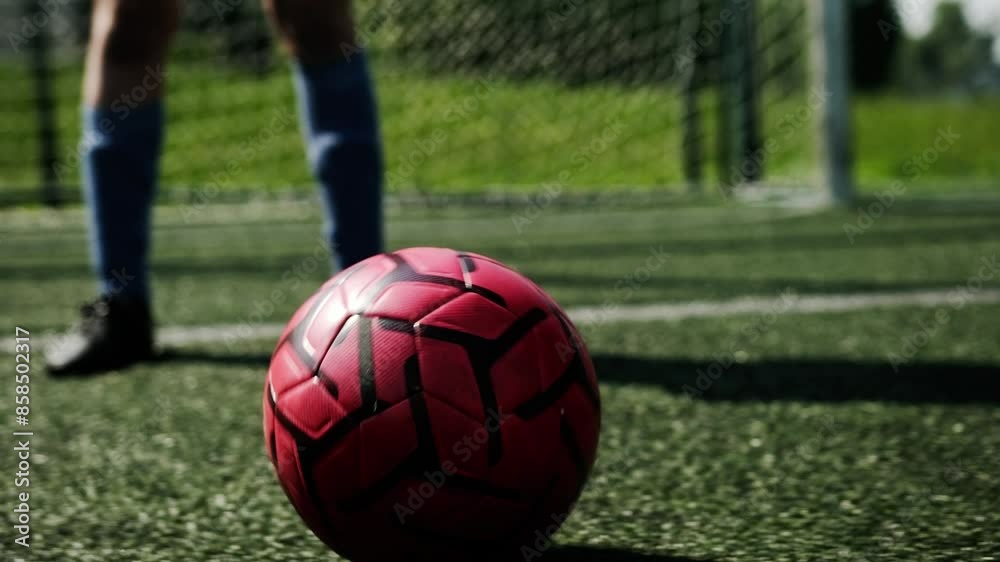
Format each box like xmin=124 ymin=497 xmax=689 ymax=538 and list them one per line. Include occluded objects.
xmin=46 ymin=296 xmax=155 ymax=376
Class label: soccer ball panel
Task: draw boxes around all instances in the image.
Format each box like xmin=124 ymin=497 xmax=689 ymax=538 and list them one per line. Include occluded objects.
xmin=559 ymin=383 xmax=602 ymax=477
xmin=464 ymin=254 xmax=548 ymax=317
xmin=491 ymin=323 xmax=545 ymax=411
xmin=417 ymin=291 xmax=515 ymax=340
xmin=315 ymin=315 xmax=364 ymax=414
xmin=268 ymin=342 xmax=313 ymax=396
xmin=309 ymin=430 xmax=361 ymax=506
xmin=394 ymin=246 xmax=467 ymax=279
xmin=366 ymin=281 xmax=461 ymax=322
xmin=487 ymin=405 xmax=562 ymax=493
xmin=277 ymin=378 xmax=348 ymax=441
xmin=288 ymin=282 xmax=352 ymax=374
xmin=270 ymin=420 xmax=328 ymax=538
xmin=531 ymin=311 xmax=581 ymax=390
xmin=338 ymin=254 xmax=399 ymax=311
xmin=357 ymin=399 xmax=420 ymax=491
xmin=370 ymin=320 xmax=419 ymax=406
xmin=264 ymin=247 xmax=600 ymax=560
xmin=422 ymin=394 xmax=489 ymax=478
xmin=414 ymin=336 xmax=485 ymax=422
xmin=275 ymin=289 xmax=320 ymax=354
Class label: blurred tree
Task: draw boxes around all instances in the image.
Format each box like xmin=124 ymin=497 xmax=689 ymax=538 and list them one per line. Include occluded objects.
xmin=902 ymin=2 xmax=994 ymax=91
xmin=849 ymin=0 xmax=900 ymax=91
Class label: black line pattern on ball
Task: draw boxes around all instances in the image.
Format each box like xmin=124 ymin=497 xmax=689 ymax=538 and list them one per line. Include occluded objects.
xmin=413 ymin=308 xmax=547 ymax=466
xmin=268 ymin=250 xmax=598 ymax=530
xmin=357 ymin=253 xmax=506 ymax=312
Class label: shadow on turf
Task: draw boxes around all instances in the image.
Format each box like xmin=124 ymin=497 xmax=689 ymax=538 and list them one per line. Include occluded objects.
xmin=155 ymin=350 xmax=1000 ymax=403
xmin=540 ymin=545 xmax=707 ymax=562
xmin=154 ymin=349 xmax=272 ymax=368
xmin=593 ymin=355 xmax=1000 ymax=403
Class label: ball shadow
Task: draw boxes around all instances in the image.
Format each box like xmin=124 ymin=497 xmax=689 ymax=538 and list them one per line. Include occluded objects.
xmin=540 ymin=545 xmax=709 ymax=562
xmin=152 ymin=348 xmax=272 ymax=368
xmin=593 ymin=354 xmax=1000 ymax=403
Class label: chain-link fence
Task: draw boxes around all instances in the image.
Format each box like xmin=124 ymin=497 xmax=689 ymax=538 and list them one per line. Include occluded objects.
xmin=0 ymin=0 xmax=819 ymax=205
xmin=2 ymin=0 xmax=998 ymax=206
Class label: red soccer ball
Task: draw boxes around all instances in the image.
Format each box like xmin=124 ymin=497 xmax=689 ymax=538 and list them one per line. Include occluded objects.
xmin=263 ymin=247 xmax=600 ymax=561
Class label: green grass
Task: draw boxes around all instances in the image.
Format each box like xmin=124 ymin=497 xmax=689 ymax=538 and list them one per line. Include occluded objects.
xmin=3 ymin=199 xmax=1000 ymax=330
xmin=3 ymin=56 xmax=1000 ymax=199
xmin=1 ymin=201 xmax=999 ymax=561
xmin=853 ymin=94 xmax=1000 ymax=187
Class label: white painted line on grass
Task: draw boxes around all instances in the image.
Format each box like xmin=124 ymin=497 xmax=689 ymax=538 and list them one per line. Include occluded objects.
xmin=149 ymin=288 xmax=1000 ymax=348
xmin=567 ymin=288 xmax=1000 ymax=324
xmin=16 ymin=288 xmax=999 ymax=355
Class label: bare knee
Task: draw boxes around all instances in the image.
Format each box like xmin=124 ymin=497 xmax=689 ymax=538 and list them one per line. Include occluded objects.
xmin=91 ymin=0 xmax=179 ymax=65
xmin=263 ymin=0 xmax=356 ymax=62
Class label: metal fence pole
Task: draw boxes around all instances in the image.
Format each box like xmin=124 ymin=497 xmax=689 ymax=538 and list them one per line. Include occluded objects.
xmin=681 ymin=0 xmax=704 ymax=193
xmin=26 ymin=0 xmax=61 ymax=207
xmin=810 ymin=0 xmax=854 ymax=204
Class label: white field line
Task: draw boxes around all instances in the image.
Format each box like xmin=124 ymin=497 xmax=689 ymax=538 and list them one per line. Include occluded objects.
xmin=568 ymin=288 xmax=1000 ymax=324
xmin=16 ymin=288 xmax=1000 ymax=354
xmin=149 ymin=288 xmax=1000 ymax=348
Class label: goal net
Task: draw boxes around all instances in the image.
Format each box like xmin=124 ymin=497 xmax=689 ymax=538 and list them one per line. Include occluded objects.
xmin=0 ymin=0 xmax=818 ymax=204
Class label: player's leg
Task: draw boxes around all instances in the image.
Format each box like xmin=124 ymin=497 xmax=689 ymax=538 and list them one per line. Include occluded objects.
xmin=47 ymin=0 xmax=179 ymax=375
xmin=264 ymin=0 xmax=384 ymax=269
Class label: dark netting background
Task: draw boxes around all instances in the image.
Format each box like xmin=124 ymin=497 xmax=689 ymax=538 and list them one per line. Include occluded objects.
xmin=0 ymin=0 xmax=814 ymax=204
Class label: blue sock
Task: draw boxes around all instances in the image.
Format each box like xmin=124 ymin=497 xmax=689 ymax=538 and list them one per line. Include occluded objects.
xmin=293 ymin=53 xmax=384 ymax=270
xmin=81 ymin=101 xmax=164 ymax=302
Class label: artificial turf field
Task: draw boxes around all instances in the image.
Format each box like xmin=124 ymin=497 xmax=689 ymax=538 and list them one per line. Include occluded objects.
xmin=2 ymin=200 xmax=999 ymax=561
